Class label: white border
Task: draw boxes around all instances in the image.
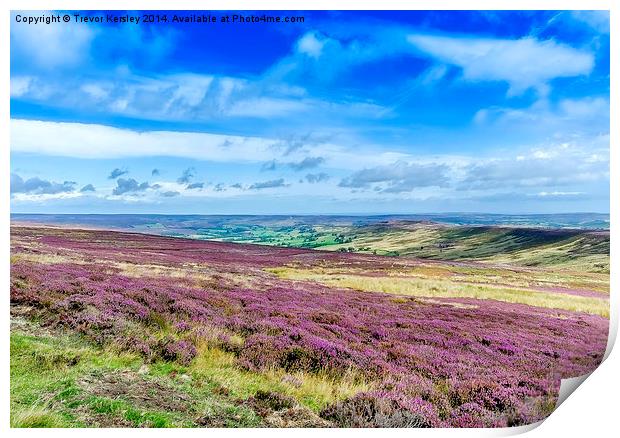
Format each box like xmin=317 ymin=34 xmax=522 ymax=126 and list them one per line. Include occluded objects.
xmin=1 ymin=1 xmax=616 ymax=437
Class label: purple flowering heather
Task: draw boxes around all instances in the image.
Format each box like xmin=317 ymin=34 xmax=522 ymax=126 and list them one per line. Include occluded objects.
xmin=10 ymin=226 xmax=609 ymax=427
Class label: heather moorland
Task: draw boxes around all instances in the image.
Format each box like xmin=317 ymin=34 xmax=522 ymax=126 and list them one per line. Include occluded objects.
xmin=10 ymin=222 xmax=609 ymax=427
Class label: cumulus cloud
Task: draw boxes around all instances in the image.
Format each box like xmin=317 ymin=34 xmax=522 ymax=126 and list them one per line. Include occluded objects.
xmin=186 ymin=182 xmax=204 ymax=189
xmin=274 ymin=133 xmax=328 ymax=156
xmin=249 ymin=178 xmax=287 ymax=190
xmin=297 ymin=31 xmax=326 ymax=59
xmin=11 ymin=173 xmax=76 ymax=195
xmin=288 ymin=156 xmax=325 ymax=171
xmin=160 ymin=191 xmax=180 ymax=197
xmin=80 ymin=184 xmax=95 ymax=192
xmin=177 ymin=167 xmax=195 ymax=184
xmin=340 ymin=162 xmax=450 ymax=192
xmin=112 ymin=178 xmax=152 ymax=195
xmin=458 ymin=141 xmax=609 ymax=190
xmin=108 ymin=168 xmax=129 ymax=179
xmin=407 ymin=34 xmax=594 ymax=95
xmin=305 ymin=172 xmax=330 ymax=183
xmin=261 ymin=156 xmax=326 ymax=172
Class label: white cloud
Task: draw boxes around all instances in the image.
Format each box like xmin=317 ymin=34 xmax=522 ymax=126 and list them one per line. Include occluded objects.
xmin=11 ymin=192 xmax=83 ymax=202
xmin=10 ymin=76 xmax=33 ymax=97
xmin=532 ymin=150 xmax=554 ymax=159
xmin=161 ymin=73 xmax=214 ymax=112
xmin=80 ymin=83 xmax=110 ymax=101
xmin=339 ymin=161 xmax=450 ymax=192
xmin=10 ymin=119 xmax=609 ymax=205
xmin=459 ymin=139 xmax=609 ymax=190
xmin=473 ymin=97 xmax=609 ymax=130
xmin=296 ymin=32 xmax=326 ymax=58
xmin=417 ymin=65 xmax=448 ymax=85
xmin=268 ymin=28 xmax=409 ymax=84
xmin=558 ymin=97 xmax=609 ymax=119
xmin=407 ymin=34 xmax=594 ymax=95
xmin=537 ymin=191 xmax=585 ymax=197
xmin=12 ymin=69 xmax=387 ymax=122
xmin=11 ymin=11 xmax=95 ymax=69
xmin=11 ymin=118 xmax=275 ymax=161
xmin=10 ymin=119 xmax=410 ymax=170
xmin=570 ymin=11 xmax=609 ymax=34
xmin=227 ymin=97 xmax=310 ymax=117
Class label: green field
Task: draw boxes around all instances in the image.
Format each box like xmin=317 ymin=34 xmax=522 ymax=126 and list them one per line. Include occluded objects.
xmin=155 ymin=221 xmax=609 ymax=274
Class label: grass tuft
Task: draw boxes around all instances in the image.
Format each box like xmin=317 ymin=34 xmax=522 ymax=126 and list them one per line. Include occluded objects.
xmin=11 ymin=406 xmax=67 ymax=428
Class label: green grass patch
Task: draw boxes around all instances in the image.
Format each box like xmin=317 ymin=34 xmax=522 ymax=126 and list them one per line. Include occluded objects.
xmin=10 ymin=320 xmax=260 ymax=428
xmin=11 ymin=317 xmax=363 ymax=427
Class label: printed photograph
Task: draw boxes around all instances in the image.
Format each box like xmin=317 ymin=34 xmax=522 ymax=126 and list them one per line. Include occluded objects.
xmin=10 ymin=10 xmax=610 ymax=428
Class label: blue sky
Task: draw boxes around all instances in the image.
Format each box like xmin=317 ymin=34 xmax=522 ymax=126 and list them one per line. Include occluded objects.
xmin=10 ymin=10 xmax=610 ymax=214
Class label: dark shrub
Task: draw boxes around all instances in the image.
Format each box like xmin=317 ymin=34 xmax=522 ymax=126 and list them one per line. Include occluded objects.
xmin=242 ymin=390 xmax=298 ymax=418
xmin=156 ymin=337 xmax=197 ymax=365
xmin=320 ymin=393 xmax=439 ymax=428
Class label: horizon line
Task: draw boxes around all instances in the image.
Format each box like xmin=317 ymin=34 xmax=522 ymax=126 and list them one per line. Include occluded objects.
xmin=10 ymin=212 xmax=610 ymax=217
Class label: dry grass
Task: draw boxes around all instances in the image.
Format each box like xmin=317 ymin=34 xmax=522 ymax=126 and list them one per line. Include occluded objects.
xmin=10 ymin=252 xmax=87 ymax=266
xmin=268 ymin=268 xmax=609 ymax=318
xmin=113 ymin=261 xmax=197 ymax=280
xmin=10 ymin=406 xmax=66 ymax=428
xmin=390 ymin=263 xmax=609 ymax=294
xmin=190 ymin=343 xmax=371 ymax=412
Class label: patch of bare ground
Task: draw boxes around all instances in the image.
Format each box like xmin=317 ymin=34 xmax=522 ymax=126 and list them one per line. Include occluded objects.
xmin=236 ymin=390 xmax=332 ymax=427
xmin=10 ymin=305 xmax=60 ymax=338
xmin=71 ymin=406 xmax=137 ymax=428
xmin=77 ymin=370 xmax=193 ymax=413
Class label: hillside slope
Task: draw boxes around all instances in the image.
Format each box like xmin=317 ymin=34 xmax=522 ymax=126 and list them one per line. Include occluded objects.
xmin=318 ymin=222 xmax=609 ymax=273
